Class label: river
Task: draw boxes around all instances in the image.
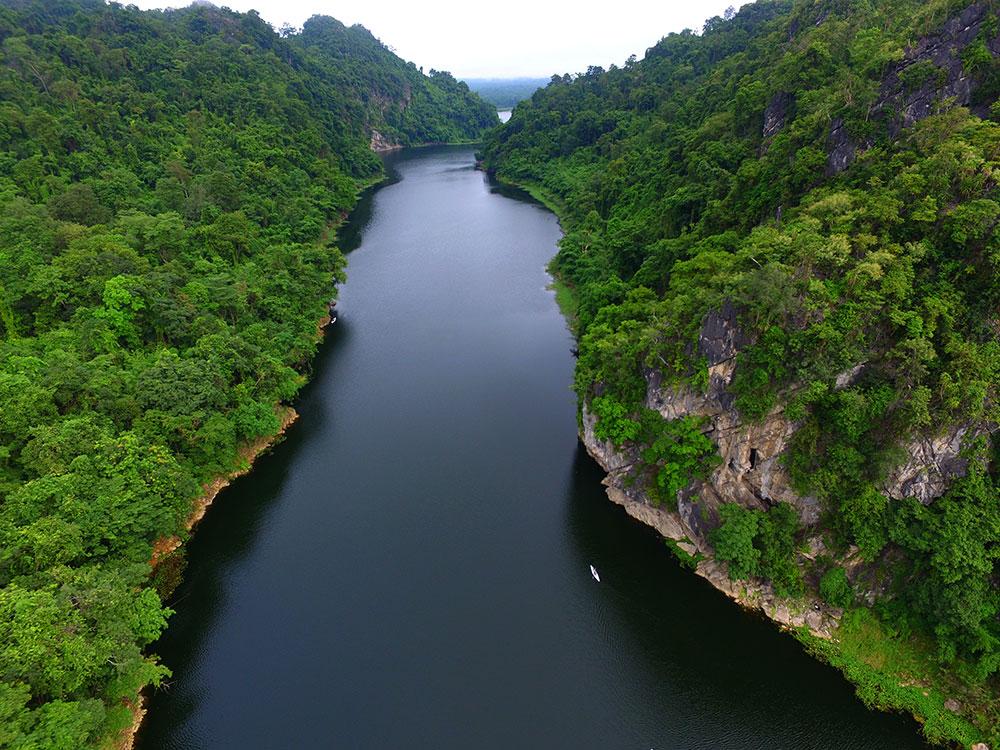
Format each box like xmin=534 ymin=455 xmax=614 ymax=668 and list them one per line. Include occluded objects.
xmin=137 ymin=146 xmax=928 ymax=749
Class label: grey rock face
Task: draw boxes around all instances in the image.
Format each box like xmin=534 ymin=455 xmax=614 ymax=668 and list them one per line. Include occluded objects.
xmin=582 ymin=403 xmax=840 ymax=640
xmin=826 ymin=2 xmax=999 ymax=174
xmin=826 ymin=117 xmax=857 ymax=175
xmin=580 ymin=301 xmax=993 ymax=644
xmin=698 ymin=301 xmax=752 ymax=367
xmin=834 ymin=362 xmax=866 ymax=389
xmin=589 ymin=303 xmax=989 ymax=542
xmin=649 ymin=307 xmax=817 ymax=538
xmin=873 ymin=2 xmax=996 ymax=133
xmin=369 ymin=129 xmax=401 ymax=152
xmin=883 ymin=424 xmax=995 ymax=503
xmin=762 ymin=91 xmax=793 ymax=139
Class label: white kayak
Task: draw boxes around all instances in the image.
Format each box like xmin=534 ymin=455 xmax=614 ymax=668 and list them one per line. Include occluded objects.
xmin=590 ymin=564 xmax=600 ymax=582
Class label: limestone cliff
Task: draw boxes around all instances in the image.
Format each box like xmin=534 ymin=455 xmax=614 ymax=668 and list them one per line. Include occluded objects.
xmin=581 ymin=401 xmax=841 ymax=638
xmin=370 ymin=129 xmax=402 ymax=153
xmin=580 ymin=301 xmax=992 ymax=639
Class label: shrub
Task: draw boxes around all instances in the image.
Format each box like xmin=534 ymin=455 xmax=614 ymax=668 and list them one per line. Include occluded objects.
xmin=820 ymin=567 xmax=853 ymax=608
xmin=757 ymin=502 xmax=803 ymax=596
xmin=639 ymin=410 xmax=719 ymax=507
xmin=590 ymin=395 xmax=641 ymax=445
xmin=711 ymin=502 xmax=802 ymax=594
xmin=711 ymin=504 xmax=761 ymax=580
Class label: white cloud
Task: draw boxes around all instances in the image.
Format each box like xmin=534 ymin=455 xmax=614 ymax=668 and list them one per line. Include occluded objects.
xmin=122 ymin=0 xmax=746 ymax=78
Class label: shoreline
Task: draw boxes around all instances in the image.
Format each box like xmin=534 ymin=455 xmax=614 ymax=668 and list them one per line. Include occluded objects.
xmin=488 ymin=172 xmax=569 ymax=227
xmin=492 ymin=166 xmax=993 ymax=749
xmin=117 ymin=156 xmax=401 ymax=749
xmin=582 ymin=426 xmax=991 ymax=748
xmin=148 ymin=405 xmax=301 ymax=568
xmin=113 ymin=188 xmax=365 ymax=750
xmin=504 ymin=156 xmax=848 ymax=636
xmin=372 ymin=138 xmax=485 ymax=154
xmin=116 ymin=405 xmax=301 ymax=750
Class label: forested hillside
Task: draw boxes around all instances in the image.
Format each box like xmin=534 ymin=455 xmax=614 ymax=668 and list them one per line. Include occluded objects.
xmin=295 ymin=16 xmax=498 ymax=147
xmin=0 ymin=1 xmax=494 ymax=747
xmin=483 ymin=0 xmax=1000 ymax=744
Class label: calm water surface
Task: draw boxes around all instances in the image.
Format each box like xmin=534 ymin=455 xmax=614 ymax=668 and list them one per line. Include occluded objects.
xmin=138 ymin=146 xmax=928 ymax=750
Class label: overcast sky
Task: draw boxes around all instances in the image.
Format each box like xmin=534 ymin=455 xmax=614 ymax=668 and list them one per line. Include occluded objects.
xmin=123 ymin=0 xmax=747 ymax=78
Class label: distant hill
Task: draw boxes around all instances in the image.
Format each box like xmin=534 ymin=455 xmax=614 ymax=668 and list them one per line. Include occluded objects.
xmin=465 ymin=77 xmax=550 ymax=109
xmin=296 ymin=16 xmax=499 ymax=148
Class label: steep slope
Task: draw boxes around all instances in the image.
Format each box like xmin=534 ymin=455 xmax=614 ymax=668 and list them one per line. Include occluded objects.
xmin=0 ymin=1 xmax=494 ymax=747
xmin=294 ymin=15 xmax=498 ymax=149
xmin=482 ymin=0 xmax=1000 ymax=745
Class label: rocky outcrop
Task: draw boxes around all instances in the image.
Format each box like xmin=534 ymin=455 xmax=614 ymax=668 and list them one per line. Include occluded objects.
xmin=370 ymin=86 xmax=412 ymax=115
xmin=646 ymin=364 xmax=819 ymax=527
xmin=884 ymin=423 xmax=994 ymax=503
xmin=583 ymin=403 xmax=840 ymax=639
xmin=648 ymin=303 xmax=819 ymax=530
xmin=369 ymin=129 xmax=401 ymax=152
xmin=581 ymin=301 xmax=839 ymax=636
xmin=762 ymin=91 xmax=793 ymax=139
xmin=827 ymin=1 xmax=1000 ymax=174
xmin=581 ymin=301 xmax=991 ymax=642
xmin=826 ymin=117 xmax=856 ymax=175
xmin=874 ymin=2 xmax=998 ymax=132
xmin=661 ymin=303 xmax=982 ymax=532
xmin=698 ymin=301 xmax=751 ymax=368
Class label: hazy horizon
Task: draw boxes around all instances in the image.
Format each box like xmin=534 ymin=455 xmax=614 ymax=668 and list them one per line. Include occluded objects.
xmin=123 ymin=0 xmax=748 ymax=78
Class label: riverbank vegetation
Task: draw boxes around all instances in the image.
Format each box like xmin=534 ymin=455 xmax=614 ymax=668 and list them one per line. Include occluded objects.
xmin=0 ymin=1 xmax=494 ymax=746
xmin=483 ymin=0 xmax=1000 ymax=743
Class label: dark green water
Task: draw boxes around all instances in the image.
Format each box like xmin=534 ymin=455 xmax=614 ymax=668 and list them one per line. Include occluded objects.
xmin=138 ymin=146 xmax=928 ymax=750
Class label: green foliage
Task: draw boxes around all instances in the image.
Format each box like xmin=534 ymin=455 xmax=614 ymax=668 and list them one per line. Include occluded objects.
xmin=483 ymin=0 xmax=1000 ymax=450
xmin=961 ymin=37 xmax=993 ymax=74
xmin=711 ymin=502 xmax=802 ymax=594
xmin=756 ymin=502 xmax=803 ymax=596
xmin=295 ymin=18 xmax=497 ymax=147
xmin=889 ymin=465 xmax=1000 ymax=680
xmin=731 ymin=326 xmax=788 ymax=421
xmin=590 ymin=395 xmax=641 ymax=445
xmin=590 ymin=397 xmax=719 ymax=507
xmin=665 ymin=538 xmax=702 ymax=570
xmin=0 ymin=1 xmax=495 ymax=746
xmin=841 ymin=486 xmax=891 ymax=562
xmin=802 ymin=609 xmax=986 ymax=747
xmin=711 ymin=504 xmax=761 ymax=580
xmin=899 ymin=59 xmax=944 ymax=90
xmin=638 ymin=410 xmax=719 ymax=507
xmin=819 ymin=566 xmax=854 ymax=608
